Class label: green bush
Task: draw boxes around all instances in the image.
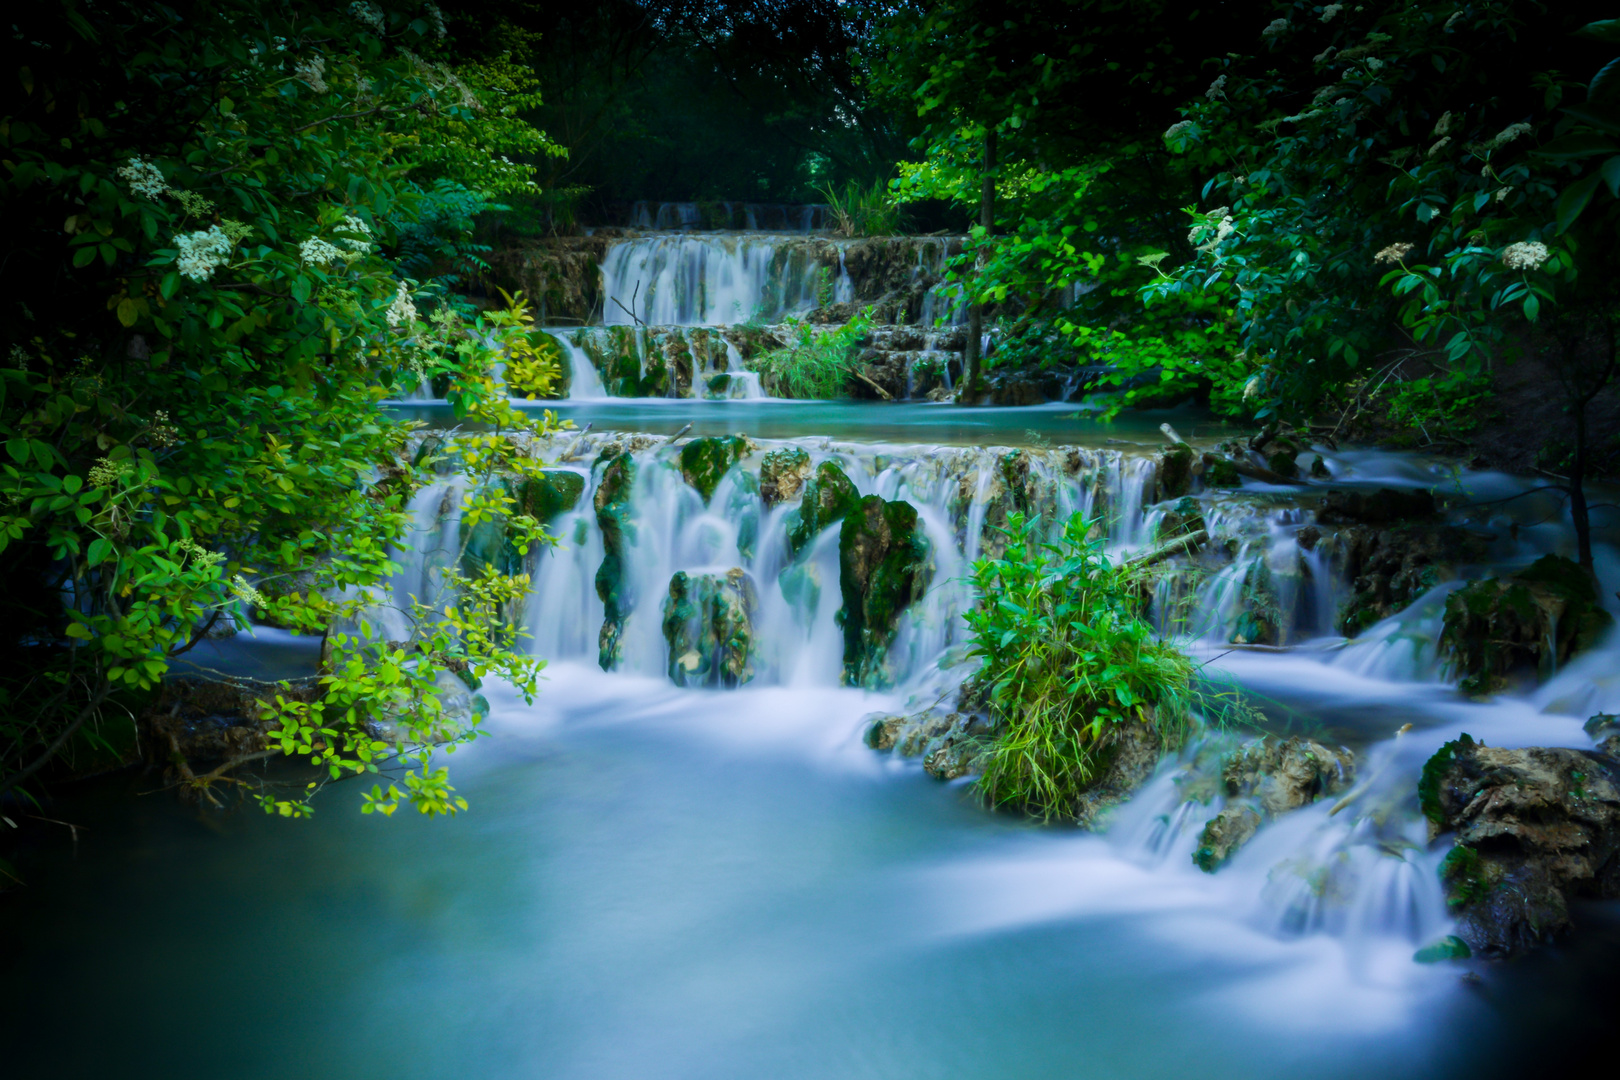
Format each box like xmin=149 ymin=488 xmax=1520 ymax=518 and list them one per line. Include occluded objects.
xmin=965 ymin=511 xmax=1194 ymax=820
xmin=751 ymin=310 xmax=873 ymax=398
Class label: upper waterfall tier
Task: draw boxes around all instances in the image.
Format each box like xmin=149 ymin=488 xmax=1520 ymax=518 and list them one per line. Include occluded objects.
xmin=624 ymin=201 xmax=831 ymax=231
xmin=601 ymin=235 xmax=852 ymax=326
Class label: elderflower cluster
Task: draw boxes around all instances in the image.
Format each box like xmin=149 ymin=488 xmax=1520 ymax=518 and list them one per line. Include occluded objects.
xmin=174 ymin=189 xmax=215 ymax=218
xmin=175 ymin=225 xmax=234 ymax=281
xmin=1206 ymin=75 xmax=1227 ymax=100
xmin=229 ymin=574 xmax=269 ymax=609
xmin=351 ymin=1 xmax=386 ymax=33
xmin=294 ymin=55 xmax=327 ymax=94
xmin=1432 ymin=111 xmax=1453 ymax=137
xmin=176 ymin=538 xmax=224 ymax=569
xmin=1320 ymin=4 xmax=1343 ymax=21
xmin=1445 ymin=11 xmax=1464 ymax=30
xmin=1428 ymin=136 xmax=1451 ymax=156
xmin=300 ymin=236 xmax=344 ymax=265
xmin=1488 ymin=122 xmax=1532 ymax=149
xmin=147 ymin=410 xmax=180 ymax=448
xmin=9 ymin=345 xmax=27 ymax=370
xmin=1374 ymin=242 xmax=1414 ymax=265
xmin=118 ymin=156 xmax=169 ymax=200
xmin=1495 ymin=186 xmax=1512 ymax=203
xmin=386 ymin=282 xmax=418 ymax=328
xmin=338 ymin=214 xmax=373 ymax=253
xmin=423 ymin=1 xmax=447 ymax=38
xmin=1500 ymin=241 xmax=1550 ymax=272
xmin=1164 ymin=120 xmax=1194 ymax=141
xmin=88 ymin=457 xmax=134 ymax=488
xmin=1313 ymin=46 xmax=1337 ymax=63
xmin=1261 ymin=18 xmax=1289 ymax=38
xmin=1365 ymin=57 xmax=1385 ymax=72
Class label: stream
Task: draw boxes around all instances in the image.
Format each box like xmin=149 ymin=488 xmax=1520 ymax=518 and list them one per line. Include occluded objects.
xmin=5 ymin=227 xmax=1620 ymax=1078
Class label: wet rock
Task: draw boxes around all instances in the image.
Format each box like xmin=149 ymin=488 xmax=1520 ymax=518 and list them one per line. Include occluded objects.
xmin=863 ymin=713 xmax=908 ymax=751
xmin=1420 ymin=734 xmax=1620 ymax=958
xmin=661 ymin=568 xmax=758 ymax=688
xmin=1588 ymin=714 xmax=1620 ymax=758
xmin=759 ymin=446 xmax=813 ymax=507
xmin=143 ymin=677 xmax=322 ymax=770
xmin=1326 ymin=523 xmax=1487 ymax=637
xmin=838 ymin=496 xmax=933 ymax=688
xmin=524 ymin=469 xmax=586 ymax=525
xmin=1158 ymin=443 xmax=1195 ymax=500
xmin=593 ymin=449 xmax=637 ymax=670
xmin=1201 ymin=453 xmax=1242 ymax=488
xmin=1266 ymin=448 xmax=1300 ymax=480
xmin=987 ymin=372 xmax=1045 ymax=407
xmin=947 ymin=449 xmax=1068 ymax=558
xmin=1230 ymin=559 xmax=1283 ymax=646
xmin=863 ymin=708 xmax=993 ymax=780
xmin=1071 ymin=715 xmax=1178 ymax=829
xmin=1439 ymin=554 xmax=1614 ymax=695
xmin=1309 ymin=454 xmax=1331 ymax=479
xmin=785 ymin=461 xmax=861 ymax=558
xmin=1193 ymin=735 xmax=1356 ymax=871
xmin=679 ymin=435 xmax=750 ymax=504
xmin=1155 ymin=496 xmax=1206 ymax=543
xmin=1317 ymin=487 xmax=1436 ymax=525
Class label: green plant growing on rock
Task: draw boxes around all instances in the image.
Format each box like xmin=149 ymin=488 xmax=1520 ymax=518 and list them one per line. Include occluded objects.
xmin=838 ymin=495 xmax=933 ymax=688
xmin=751 ymin=311 xmax=873 ymax=399
xmin=966 ymin=511 xmax=1195 ymax=821
xmin=820 ymin=179 xmax=904 ymax=237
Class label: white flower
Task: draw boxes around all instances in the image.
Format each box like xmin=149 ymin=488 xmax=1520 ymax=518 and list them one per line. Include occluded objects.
xmin=1427 ymin=136 xmax=1451 ymax=156
xmin=299 ymin=237 xmax=344 ymax=265
xmin=1262 ymin=18 xmax=1289 ymax=38
xmin=175 ymin=226 xmax=233 ymax=281
xmin=423 ymin=1 xmax=447 ymax=38
xmin=294 ymin=55 xmax=327 ymax=94
xmin=88 ymin=457 xmax=134 ymax=488
xmin=1374 ymin=242 xmax=1414 ymax=265
xmin=229 ymin=574 xmax=269 ymax=609
xmin=1432 ymin=111 xmax=1453 ymax=137
xmin=1500 ymin=241 xmax=1550 ymax=272
xmin=1164 ymin=120 xmax=1194 ymax=141
xmin=1488 ymin=122 xmax=1532 ymax=149
xmin=1494 ymin=186 xmax=1512 ymax=203
xmin=1206 ymin=75 xmax=1227 ymax=100
xmin=1444 ymin=11 xmax=1463 ymax=30
xmin=386 ymin=282 xmax=417 ymax=328
xmin=338 ymin=214 xmax=373 ymax=253
xmin=1243 ymin=376 xmax=1262 ymax=401
xmin=117 ymin=156 xmax=168 ymax=200
xmin=1365 ymin=57 xmax=1385 ymax=71
xmin=350 ymin=1 xmax=386 ymax=33
xmin=1321 ymin=4 xmax=1343 ymax=21
xmin=1215 ymin=216 xmax=1236 ymax=242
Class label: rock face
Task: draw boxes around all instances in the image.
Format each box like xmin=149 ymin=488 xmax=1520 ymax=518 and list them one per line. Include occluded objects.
xmin=144 ymin=677 xmax=322 ymax=769
xmin=1326 ymin=523 xmax=1487 ymax=637
xmin=864 ymin=708 xmax=995 ymax=781
xmin=661 ymin=568 xmax=758 ymax=688
xmin=785 ymin=461 xmax=861 ymax=558
xmin=759 ymin=447 xmax=812 ymax=506
xmin=1420 ymin=734 xmax=1620 ymax=958
xmin=837 ymin=496 xmax=933 ymax=687
xmin=1070 ymin=716 xmax=1179 ymax=829
xmin=1192 ymin=736 xmax=1356 ymax=871
xmin=678 ymin=435 xmax=750 ymax=504
xmin=593 ymin=449 xmax=637 ymax=670
xmin=1157 ymin=444 xmax=1195 ymax=501
xmin=1438 ymin=554 xmax=1613 ymax=695
xmin=1316 ymin=486 xmax=1436 ymax=525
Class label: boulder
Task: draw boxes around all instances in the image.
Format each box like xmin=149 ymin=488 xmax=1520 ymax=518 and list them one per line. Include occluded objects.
xmin=1420 ymin=734 xmax=1620 ymax=958
xmin=1317 ymin=487 xmax=1436 ymax=525
xmin=1201 ymin=453 xmax=1242 ymax=488
xmin=759 ymin=446 xmax=813 ymax=507
xmin=785 ymin=460 xmax=861 ymax=558
xmin=1155 ymin=496 xmax=1206 ymax=543
xmin=1193 ymin=736 xmax=1356 ymax=871
xmin=837 ymin=496 xmax=933 ymax=687
xmin=1325 ymin=523 xmax=1488 ymax=637
xmin=661 ymin=568 xmax=758 ymax=688
xmin=593 ymin=448 xmax=637 ymax=670
xmin=1158 ymin=443 xmax=1195 ymax=500
xmin=1439 ymin=554 xmax=1614 ymax=695
xmin=678 ymin=435 xmax=750 ymax=504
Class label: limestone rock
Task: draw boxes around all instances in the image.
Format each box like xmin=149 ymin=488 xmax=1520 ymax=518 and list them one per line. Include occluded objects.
xmin=785 ymin=461 xmax=861 ymax=558
xmin=759 ymin=446 xmax=813 ymax=506
xmin=1420 ymin=735 xmax=1620 ymax=958
xmin=1193 ymin=736 xmax=1355 ymax=871
xmin=837 ymin=496 xmax=933 ymax=688
xmin=679 ymin=435 xmax=750 ymax=504
xmin=661 ymin=568 xmax=758 ymax=688
xmin=593 ymin=449 xmax=637 ymax=670
xmin=1158 ymin=443 xmax=1195 ymax=501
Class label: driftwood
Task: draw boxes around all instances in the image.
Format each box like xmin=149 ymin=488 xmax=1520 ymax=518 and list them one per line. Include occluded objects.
xmin=1126 ymin=530 xmax=1208 ymax=568
xmin=854 ymin=366 xmax=894 ymax=401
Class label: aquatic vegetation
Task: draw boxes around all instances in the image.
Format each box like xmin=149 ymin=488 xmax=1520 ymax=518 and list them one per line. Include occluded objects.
xmin=750 ymin=312 xmax=873 ymax=399
xmin=679 ymin=436 xmax=751 ymax=504
xmin=837 ymin=496 xmax=933 ymax=688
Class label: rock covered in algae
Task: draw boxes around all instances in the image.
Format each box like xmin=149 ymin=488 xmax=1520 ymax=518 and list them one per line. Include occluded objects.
xmin=785 ymin=460 xmax=861 ymax=557
xmin=1420 ymin=734 xmax=1620 ymax=958
xmin=1192 ymin=735 xmax=1355 ymax=872
xmin=1200 ymin=453 xmax=1241 ymax=488
xmin=458 ymin=470 xmax=586 ymax=582
xmin=661 ymin=568 xmax=758 ymax=688
xmin=837 ymin=496 xmax=933 ymax=688
xmin=1316 ymin=486 xmax=1435 ymax=525
xmin=593 ymin=448 xmax=637 ymax=670
xmin=1154 ymin=496 xmax=1206 ymax=543
xmin=1324 ymin=523 xmax=1487 ymax=638
xmin=679 ymin=435 xmax=751 ymax=504
xmin=759 ymin=446 xmax=813 ymax=507
xmin=1157 ymin=443 xmax=1195 ymax=501
xmin=1438 ymin=554 xmax=1613 ymax=695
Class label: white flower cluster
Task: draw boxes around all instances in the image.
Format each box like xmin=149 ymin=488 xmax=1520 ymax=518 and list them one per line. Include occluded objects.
xmin=424 ymin=1 xmax=447 ymax=38
xmin=1189 ymin=207 xmax=1235 ymax=245
xmin=229 ymin=574 xmax=269 ymax=609
xmin=1374 ymin=242 xmax=1414 ymax=265
xmin=1206 ymin=75 xmax=1227 ymax=100
xmin=1428 ymin=136 xmax=1451 ymax=156
xmin=118 ymin=156 xmax=169 ymax=200
xmin=1365 ymin=57 xmax=1385 ymax=71
xmin=88 ymin=457 xmax=134 ymax=488
xmin=1321 ymin=4 xmax=1343 ymax=21
xmin=176 ymin=538 xmax=224 ymax=569
xmin=1313 ymin=46 xmax=1337 ymax=63
xmin=294 ymin=55 xmax=327 ymax=94
xmin=1495 ymin=186 xmax=1512 ymax=203
xmin=1444 ymin=11 xmax=1464 ymax=30
xmin=1164 ymin=120 xmax=1194 ymax=141
xmin=174 ymin=189 xmax=215 ymax=218
xmin=1261 ymin=18 xmax=1289 ymax=38
xmin=338 ymin=214 xmax=373 ymax=253
xmin=300 ymin=237 xmax=344 ymax=265
xmin=351 ymin=2 xmax=386 ymax=33
xmin=386 ymin=282 xmax=418 ymax=328
xmin=1432 ymin=111 xmax=1453 ymax=137
xmin=147 ymin=409 xmax=180 ymax=448
xmin=1500 ymin=241 xmax=1550 ymax=272
xmin=175 ymin=225 xmax=234 ymax=281
xmin=1488 ymin=122 xmax=1532 ymax=149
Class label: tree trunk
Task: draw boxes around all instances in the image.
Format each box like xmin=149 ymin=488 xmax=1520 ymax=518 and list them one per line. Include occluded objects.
xmin=1572 ymin=391 xmax=1594 ymax=573
xmin=960 ymin=128 xmax=996 ymax=403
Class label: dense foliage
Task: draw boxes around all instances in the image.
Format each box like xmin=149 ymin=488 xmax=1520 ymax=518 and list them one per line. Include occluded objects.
xmin=0 ymin=0 xmax=562 ymax=816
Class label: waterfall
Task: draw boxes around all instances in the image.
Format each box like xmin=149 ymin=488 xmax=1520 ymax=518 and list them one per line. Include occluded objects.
xmin=601 ymin=235 xmax=836 ymax=326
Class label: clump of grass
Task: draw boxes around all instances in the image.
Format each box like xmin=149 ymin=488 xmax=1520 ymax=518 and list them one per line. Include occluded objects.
xmin=965 ymin=510 xmax=1196 ymax=821
xmin=820 ymin=179 xmax=904 ymax=237
xmin=751 ymin=310 xmax=873 ymax=399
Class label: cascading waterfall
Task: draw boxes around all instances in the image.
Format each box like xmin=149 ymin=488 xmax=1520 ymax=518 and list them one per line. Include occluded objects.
xmin=601 ymin=235 xmax=847 ymax=327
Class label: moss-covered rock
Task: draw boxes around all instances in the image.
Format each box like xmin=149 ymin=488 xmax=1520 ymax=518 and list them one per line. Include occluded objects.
xmin=661 ymin=568 xmax=758 ymax=688
xmin=785 ymin=460 xmax=861 ymax=558
xmin=1230 ymin=559 xmax=1282 ymax=646
xmin=593 ymin=448 xmax=637 ymax=670
xmin=1420 ymin=735 xmax=1620 ymax=958
xmin=759 ymin=446 xmax=813 ymax=507
xmin=1439 ymin=554 xmax=1614 ymax=695
xmin=1201 ymin=453 xmax=1241 ymax=488
xmin=523 ymin=469 xmax=585 ymax=524
xmin=1266 ymin=448 xmax=1300 ymax=480
xmin=837 ymin=495 xmax=933 ymax=687
xmin=1155 ymin=496 xmax=1206 ymax=543
xmin=1193 ymin=736 xmax=1356 ymax=871
xmin=678 ymin=435 xmax=750 ymax=504
xmin=1158 ymin=443 xmax=1195 ymax=500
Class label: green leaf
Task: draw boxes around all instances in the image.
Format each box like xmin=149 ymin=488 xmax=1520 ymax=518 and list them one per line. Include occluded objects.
xmin=1576 ymin=19 xmax=1620 ymax=44
xmin=72 ymin=246 xmax=97 ymax=268
xmin=1591 ymin=57 xmax=1620 ymax=104
xmin=1556 ymin=172 xmax=1603 ymax=233
xmin=1533 ymin=132 xmax=1618 ymax=161
xmin=1602 ymin=155 xmax=1620 ymax=197
xmin=87 ymin=536 xmax=113 ymax=567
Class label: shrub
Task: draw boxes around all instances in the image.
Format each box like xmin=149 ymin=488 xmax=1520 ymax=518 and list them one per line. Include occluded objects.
xmin=750 ymin=310 xmax=873 ymax=398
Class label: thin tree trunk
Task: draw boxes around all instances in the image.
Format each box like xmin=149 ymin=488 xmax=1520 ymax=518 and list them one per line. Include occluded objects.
xmin=960 ymin=128 xmax=996 ymax=403
xmin=1571 ymin=402 xmax=1592 ymax=572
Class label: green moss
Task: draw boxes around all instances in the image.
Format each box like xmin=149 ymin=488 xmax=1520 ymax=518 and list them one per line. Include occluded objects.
xmin=1440 ymin=843 xmax=1492 ymax=908
xmin=1202 ymin=454 xmax=1241 ymax=488
xmin=678 ymin=435 xmax=750 ymax=504
xmin=785 ymin=461 xmax=861 ymax=557
xmin=661 ymin=569 xmax=757 ymax=688
xmin=593 ymin=449 xmax=637 ymax=670
xmin=837 ymin=495 xmax=933 ymax=687
xmin=1412 ymin=935 xmax=1472 ymax=963
xmin=1418 ymin=733 xmax=1476 ymax=825
xmin=1159 ymin=443 xmax=1194 ymax=499
xmin=759 ymin=446 xmax=812 ymax=506
xmin=521 ymin=469 xmax=585 ymax=525
xmin=1440 ymin=555 xmax=1614 ymax=694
